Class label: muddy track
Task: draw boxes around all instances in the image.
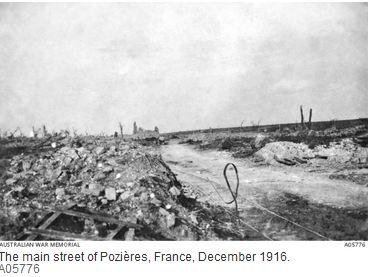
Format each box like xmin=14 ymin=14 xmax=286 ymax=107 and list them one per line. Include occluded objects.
xmin=161 ymin=141 xmax=368 ymax=240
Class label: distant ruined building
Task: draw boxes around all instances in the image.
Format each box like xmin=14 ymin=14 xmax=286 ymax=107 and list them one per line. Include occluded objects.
xmin=132 ymin=121 xmax=160 ymax=139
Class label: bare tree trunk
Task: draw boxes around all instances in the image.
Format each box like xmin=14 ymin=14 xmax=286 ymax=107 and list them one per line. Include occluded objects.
xmin=300 ymin=105 xmax=305 ymax=128
xmin=308 ymin=108 xmax=312 ymax=129
xmin=118 ymin=122 xmax=124 ymax=138
xmin=42 ymin=125 xmax=47 ymax=137
xmin=32 ymin=126 xmax=37 ymax=138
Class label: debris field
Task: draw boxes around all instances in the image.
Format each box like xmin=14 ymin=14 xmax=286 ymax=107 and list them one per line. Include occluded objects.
xmin=0 ymin=121 xmax=368 ymax=240
xmin=0 ymin=134 xmax=261 ymax=240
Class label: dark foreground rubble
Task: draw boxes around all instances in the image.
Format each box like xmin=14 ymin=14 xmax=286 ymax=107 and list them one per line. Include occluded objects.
xmin=0 ymin=135 xmax=261 ymax=240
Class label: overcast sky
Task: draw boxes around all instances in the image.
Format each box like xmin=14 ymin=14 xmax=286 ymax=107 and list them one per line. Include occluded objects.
xmin=0 ymin=3 xmax=367 ymax=134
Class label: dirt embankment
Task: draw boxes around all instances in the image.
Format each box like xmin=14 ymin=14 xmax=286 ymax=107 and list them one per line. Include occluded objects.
xmin=0 ymin=135 xmax=250 ymax=240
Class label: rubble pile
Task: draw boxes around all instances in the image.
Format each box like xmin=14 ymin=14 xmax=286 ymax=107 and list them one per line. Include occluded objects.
xmin=0 ymin=136 xmax=243 ymax=240
xmin=254 ymin=141 xmax=314 ymax=164
xmin=253 ymin=138 xmax=367 ymax=168
xmin=314 ymin=139 xmax=368 ymax=164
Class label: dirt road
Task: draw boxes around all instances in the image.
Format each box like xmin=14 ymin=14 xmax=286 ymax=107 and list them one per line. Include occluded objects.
xmin=161 ymin=140 xmax=368 ymax=240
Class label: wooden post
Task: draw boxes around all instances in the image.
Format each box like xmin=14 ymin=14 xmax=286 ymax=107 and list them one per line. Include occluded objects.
xmin=308 ymin=108 xmax=312 ymax=129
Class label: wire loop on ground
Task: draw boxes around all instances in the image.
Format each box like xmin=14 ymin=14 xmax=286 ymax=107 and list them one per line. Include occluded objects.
xmin=223 ymin=163 xmax=240 ymax=218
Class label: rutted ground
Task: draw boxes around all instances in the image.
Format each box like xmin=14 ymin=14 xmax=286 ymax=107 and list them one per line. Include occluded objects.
xmin=161 ymin=137 xmax=368 ymax=240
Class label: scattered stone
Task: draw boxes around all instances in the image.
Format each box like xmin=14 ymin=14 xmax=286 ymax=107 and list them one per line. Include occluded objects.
xmin=93 ymin=172 xmax=106 ymax=181
xmin=105 ymin=187 xmax=117 ymax=201
xmin=53 ymin=167 xmax=63 ymax=179
xmin=101 ymin=199 xmax=108 ymax=205
xmin=107 ymin=159 xmax=118 ymax=167
xmin=115 ymin=173 xmax=121 ymax=179
xmin=136 ymin=210 xmax=143 ymax=218
xmin=58 ymin=171 xmax=69 ymax=183
xmin=55 ymin=188 xmax=65 ymax=197
xmin=159 ymin=208 xmax=175 ymax=229
xmin=103 ymin=166 xmax=113 ymax=174
xmin=72 ymin=179 xmax=83 ymax=186
xmin=62 ymin=157 xmax=73 ymax=167
xmin=116 ymin=188 xmax=125 ymax=194
xmin=14 ymin=186 xmax=25 ymax=192
xmin=120 ymin=191 xmax=132 ymax=200
xmin=22 ymin=161 xmax=32 ymax=171
xmin=10 ymin=186 xmax=31 ymax=199
xmin=140 ymin=192 xmax=148 ymax=201
xmin=83 ymin=183 xmax=104 ymax=196
xmin=151 ymin=198 xmax=162 ymax=206
xmin=190 ymin=214 xmax=198 ymax=225
xmin=95 ymin=146 xmax=105 ymax=155
xmin=125 ymin=228 xmax=135 ymax=241
xmin=60 ymin=147 xmax=80 ymax=160
xmin=169 ymin=186 xmax=181 ymax=197
xmin=5 ymin=178 xmax=17 ymax=186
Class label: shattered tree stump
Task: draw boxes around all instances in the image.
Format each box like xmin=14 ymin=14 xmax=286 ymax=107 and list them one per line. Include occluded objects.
xmin=308 ymin=108 xmax=313 ymax=130
xmin=300 ymin=105 xmax=305 ymax=128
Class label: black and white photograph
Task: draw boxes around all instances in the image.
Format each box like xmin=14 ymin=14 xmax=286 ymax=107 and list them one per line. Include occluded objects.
xmin=0 ymin=2 xmax=368 ymax=241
